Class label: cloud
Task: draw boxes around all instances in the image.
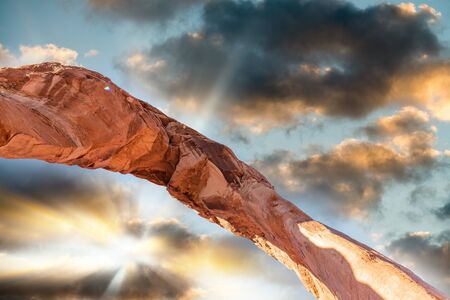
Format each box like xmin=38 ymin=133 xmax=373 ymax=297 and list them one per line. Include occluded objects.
xmin=0 ymin=165 xmax=136 ymax=249
xmin=119 ymin=0 xmax=448 ymax=130
xmin=408 ymin=185 xmax=436 ymax=205
xmin=359 ymin=106 xmax=432 ymax=139
xmin=0 ymin=43 xmax=16 ymax=66
xmin=0 ymin=265 xmax=196 ymax=300
xmin=252 ymin=107 xmax=439 ymax=218
xmin=0 ymin=164 xmax=93 ymax=199
xmin=0 ymin=43 xmax=79 ymax=67
xmin=389 ymin=62 xmax=450 ymax=121
xmin=229 ymin=130 xmax=250 ymax=144
xmin=0 ymin=269 xmax=117 ymax=300
xmin=86 ymin=0 xmax=205 ymax=24
xmin=396 ymin=2 xmax=418 ymax=15
xmin=132 ymin=218 xmax=280 ymax=276
xmin=0 ymin=160 xmax=134 ymax=210
xmin=84 ymin=49 xmax=99 ymax=57
xmin=395 ymin=3 xmax=441 ymax=21
xmin=386 ymin=230 xmax=450 ymax=294
xmin=146 ymin=219 xmax=202 ymax=251
xmin=18 ymin=44 xmax=78 ymax=65
xmin=434 ymin=201 xmax=450 ymax=220
xmin=140 ymin=219 xmax=301 ymax=290
xmin=117 ymin=265 xmax=197 ymax=300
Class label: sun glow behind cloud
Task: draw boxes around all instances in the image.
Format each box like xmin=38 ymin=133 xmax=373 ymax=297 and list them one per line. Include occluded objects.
xmin=0 ymin=169 xmax=306 ymax=300
xmin=0 ymin=190 xmax=165 ymax=298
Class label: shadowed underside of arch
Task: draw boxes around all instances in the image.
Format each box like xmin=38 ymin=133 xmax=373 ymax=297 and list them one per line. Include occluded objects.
xmin=0 ymin=63 xmax=445 ymax=300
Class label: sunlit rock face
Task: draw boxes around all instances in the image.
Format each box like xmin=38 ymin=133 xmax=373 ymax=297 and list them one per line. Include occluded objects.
xmin=0 ymin=63 xmax=446 ymax=300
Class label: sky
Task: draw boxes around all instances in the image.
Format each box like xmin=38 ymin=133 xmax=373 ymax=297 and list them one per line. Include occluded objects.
xmin=0 ymin=0 xmax=449 ymax=299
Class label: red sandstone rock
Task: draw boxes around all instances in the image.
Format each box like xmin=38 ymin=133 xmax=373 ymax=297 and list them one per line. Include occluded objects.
xmin=0 ymin=63 xmax=446 ymax=300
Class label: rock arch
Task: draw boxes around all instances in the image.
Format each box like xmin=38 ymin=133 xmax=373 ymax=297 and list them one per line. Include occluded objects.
xmin=0 ymin=63 xmax=445 ymax=300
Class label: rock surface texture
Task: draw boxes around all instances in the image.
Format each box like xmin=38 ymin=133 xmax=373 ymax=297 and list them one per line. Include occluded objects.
xmin=0 ymin=63 xmax=446 ymax=300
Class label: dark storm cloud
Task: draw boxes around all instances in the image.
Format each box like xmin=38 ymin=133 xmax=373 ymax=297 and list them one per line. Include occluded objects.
xmin=121 ymin=0 xmax=442 ymax=126
xmin=387 ymin=230 xmax=450 ymax=294
xmin=86 ymin=0 xmax=205 ymax=24
xmin=435 ymin=201 xmax=450 ymax=220
xmin=252 ymin=108 xmax=439 ymax=217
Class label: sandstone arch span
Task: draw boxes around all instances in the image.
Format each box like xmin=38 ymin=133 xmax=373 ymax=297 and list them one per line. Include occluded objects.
xmin=0 ymin=63 xmax=445 ymax=300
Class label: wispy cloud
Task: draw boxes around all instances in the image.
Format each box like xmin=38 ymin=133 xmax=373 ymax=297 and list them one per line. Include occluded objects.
xmin=84 ymin=49 xmax=99 ymax=58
